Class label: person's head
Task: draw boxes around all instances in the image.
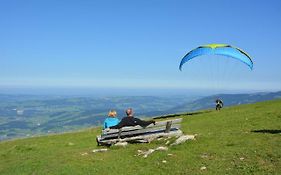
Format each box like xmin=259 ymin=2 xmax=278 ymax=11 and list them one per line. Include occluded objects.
xmin=108 ymin=110 xmax=117 ymax=118
xmin=125 ymin=108 xmax=133 ymax=117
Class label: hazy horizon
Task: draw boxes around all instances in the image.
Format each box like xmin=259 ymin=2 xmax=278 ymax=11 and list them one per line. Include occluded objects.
xmin=0 ymin=86 xmax=279 ymax=97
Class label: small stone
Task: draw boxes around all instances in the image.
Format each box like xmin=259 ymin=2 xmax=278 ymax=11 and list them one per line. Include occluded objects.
xmin=164 ymin=137 xmax=172 ymax=140
xmin=171 ymin=135 xmax=196 ymax=146
xmin=114 ymin=142 xmax=128 ymax=147
xmin=200 ymin=166 xmax=207 ymax=170
xmin=68 ymin=142 xmax=74 ymax=146
xmin=155 ymin=146 xmax=168 ymax=151
xmin=92 ymin=148 xmax=108 ymax=153
xmin=201 ymin=153 xmax=208 ymax=158
xmin=137 ymin=146 xmax=168 ymax=158
xmin=81 ymin=152 xmax=88 ymax=156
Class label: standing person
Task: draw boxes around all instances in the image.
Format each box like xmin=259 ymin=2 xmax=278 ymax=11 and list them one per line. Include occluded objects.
xmin=103 ymin=110 xmax=120 ymax=129
xmin=215 ymin=99 xmax=224 ymax=111
xmin=109 ymin=108 xmax=155 ymax=129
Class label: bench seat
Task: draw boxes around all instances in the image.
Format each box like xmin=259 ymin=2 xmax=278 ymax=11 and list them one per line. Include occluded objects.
xmin=96 ymin=118 xmax=183 ymax=145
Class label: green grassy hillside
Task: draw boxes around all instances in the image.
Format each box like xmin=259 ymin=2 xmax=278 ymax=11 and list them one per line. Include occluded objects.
xmin=0 ymin=100 xmax=280 ymax=175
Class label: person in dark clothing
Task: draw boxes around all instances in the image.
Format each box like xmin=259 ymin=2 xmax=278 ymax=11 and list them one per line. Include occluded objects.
xmin=215 ymin=99 xmax=223 ymax=111
xmin=109 ymin=108 xmax=155 ymax=129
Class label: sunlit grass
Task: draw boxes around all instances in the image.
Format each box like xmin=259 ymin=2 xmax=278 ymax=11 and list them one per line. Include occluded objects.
xmin=0 ymin=100 xmax=280 ymax=174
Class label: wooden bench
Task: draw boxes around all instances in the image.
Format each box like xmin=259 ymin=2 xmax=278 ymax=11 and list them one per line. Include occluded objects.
xmin=96 ymin=118 xmax=183 ymax=146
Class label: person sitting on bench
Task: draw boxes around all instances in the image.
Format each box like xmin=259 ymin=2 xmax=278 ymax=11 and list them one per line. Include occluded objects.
xmin=103 ymin=110 xmax=120 ymax=129
xmin=109 ymin=108 xmax=155 ymax=129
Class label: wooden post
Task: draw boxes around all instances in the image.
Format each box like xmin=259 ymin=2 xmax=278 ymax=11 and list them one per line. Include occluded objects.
xmin=165 ymin=121 xmax=172 ymax=133
xmin=96 ymin=137 xmax=100 ymax=146
xmin=118 ymin=129 xmax=122 ymax=139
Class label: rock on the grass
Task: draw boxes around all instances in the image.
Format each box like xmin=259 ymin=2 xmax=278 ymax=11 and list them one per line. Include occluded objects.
xmin=141 ymin=149 xmax=155 ymax=158
xmin=68 ymin=142 xmax=74 ymax=146
xmin=200 ymin=166 xmax=207 ymax=170
xmin=155 ymin=146 xmax=168 ymax=151
xmin=137 ymin=146 xmax=168 ymax=158
xmin=81 ymin=152 xmax=88 ymax=156
xmin=171 ymin=135 xmax=196 ymax=146
xmin=114 ymin=142 xmax=128 ymax=147
xmin=92 ymin=148 xmax=108 ymax=153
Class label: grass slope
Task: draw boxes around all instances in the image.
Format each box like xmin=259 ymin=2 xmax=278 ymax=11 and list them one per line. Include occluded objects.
xmin=0 ymin=100 xmax=280 ymax=175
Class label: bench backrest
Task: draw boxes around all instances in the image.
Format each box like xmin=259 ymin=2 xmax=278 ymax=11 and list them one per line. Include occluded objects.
xmin=101 ymin=118 xmax=182 ymax=140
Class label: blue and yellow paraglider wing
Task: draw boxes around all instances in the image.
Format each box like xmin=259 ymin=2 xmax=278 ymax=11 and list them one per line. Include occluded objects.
xmin=214 ymin=46 xmax=253 ymax=70
xmin=179 ymin=47 xmax=213 ymax=71
xmin=179 ymin=44 xmax=253 ymax=71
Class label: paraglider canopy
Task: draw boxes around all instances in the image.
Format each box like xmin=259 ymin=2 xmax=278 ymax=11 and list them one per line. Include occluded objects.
xmin=179 ymin=44 xmax=253 ymax=71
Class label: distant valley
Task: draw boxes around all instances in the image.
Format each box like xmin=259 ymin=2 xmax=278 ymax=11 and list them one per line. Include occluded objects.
xmin=0 ymin=91 xmax=280 ymax=141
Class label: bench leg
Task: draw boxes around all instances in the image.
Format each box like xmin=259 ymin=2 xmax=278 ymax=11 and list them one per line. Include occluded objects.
xmin=96 ymin=136 xmax=101 ymax=146
xmin=165 ymin=121 xmax=172 ymax=133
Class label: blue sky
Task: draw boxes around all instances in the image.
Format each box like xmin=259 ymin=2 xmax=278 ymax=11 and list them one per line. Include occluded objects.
xmin=1 ymin=0 xmax=281 ymax=93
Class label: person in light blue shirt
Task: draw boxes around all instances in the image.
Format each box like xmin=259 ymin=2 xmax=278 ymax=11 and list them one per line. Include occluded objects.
xmin=103 ymin=110 xmax=120 ymax=129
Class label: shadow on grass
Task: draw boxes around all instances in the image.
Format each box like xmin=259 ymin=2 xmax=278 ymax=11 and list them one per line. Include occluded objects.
xmin=251 ymin=129 xmax=281 ymax=134
xmin=153 ymin=111 xmax=212 ymax=119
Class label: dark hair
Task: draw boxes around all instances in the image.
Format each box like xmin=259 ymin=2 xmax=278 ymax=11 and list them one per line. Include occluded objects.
xmin=126 ymin=108 xmax=133 ymax=116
